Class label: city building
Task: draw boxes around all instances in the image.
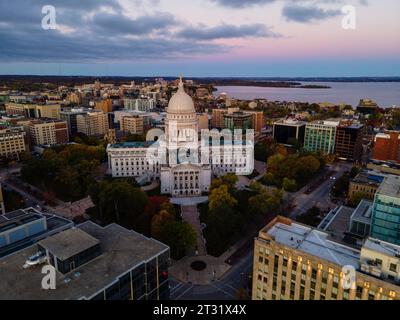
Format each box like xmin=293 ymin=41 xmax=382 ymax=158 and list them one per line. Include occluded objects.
xmin=107 ymin=78 xmax=253 ymax=195
xmin=0 ymin=207 xmax=73 ymax=258
xmin=0 ymin=221 xmax=170 ymax=300
xmin=124 ymin=98 xmax=155 ymax=112
xmin=211 ymin=108 xmax=263 ymax=133
xmin=273 ymin=119 xmax=307 ymax=146
xmin=60 ymin=108 xmax=89 ymax=136
xmin=223 ymin=111 xmax=253 ymax=131
xmin=304 ymin=120 xmax=340 ymax=155
xmin=349 ymin=200 xmax=373 ymax=238
xmin=0 ymin=126 xmax=26 ymax=160
xmin=348 ymin=171 xmax=385 ymax=200
xmin=77 ymin=111 xmax=109 ymax=137
xmin=252 ymin=216 xmax=400 ymax=300
xmin=248 ymin=111 xmax=265 ymax=134
xmin=5 ymin=103 xmax=60 ymax=119
xmin=372 ymin=131 xmax=400 ymax=164
xmin=29 ymin=119 xmax=69 ymax=146
xmin=367 ymin=161 xmax=400 ymax=176
xmin=211 ymin=107 xmax=239 ymax=128
xmin=35 ymin=104 xmax=61 ymax=119
xmin=120 ymin=116 xmax=144 ymax=135
xmin=370 ymin=175 xmax=400 ymax=245
xmin=95 ymin=99 xmax=113 ymax=113
xmin=357 ymin=99 xmax=379 ymax=115
xmin=335 ymin=122 xmax=367 ymax=162
xmin=198 ymin=113 xmax=209 ymax=131
xmin=0 ymin=184 xmax=4 ymax=215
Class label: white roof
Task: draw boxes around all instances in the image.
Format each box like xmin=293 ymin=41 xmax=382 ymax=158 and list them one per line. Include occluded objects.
xmin=267 ymin=222 xmax=360 ymax=267
xmin=364 ymin=238 xmax=400 ymax=257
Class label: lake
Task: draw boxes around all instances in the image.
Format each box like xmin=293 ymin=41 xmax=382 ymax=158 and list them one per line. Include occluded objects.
xmin=214 ymin=82 xmax=400 ymax=108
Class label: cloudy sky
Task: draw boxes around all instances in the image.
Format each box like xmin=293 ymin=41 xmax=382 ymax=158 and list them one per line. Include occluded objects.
xmin=0 ymin=0 xmax=399 ymax=77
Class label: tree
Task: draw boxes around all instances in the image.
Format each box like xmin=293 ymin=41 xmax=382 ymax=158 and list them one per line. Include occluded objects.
xmin=210 ymin=173 xmax=238 ymax=192
xmin=297 ymin=206 xmax=321 ymax=227
xmin=350 ymin=166 xmax=360 ymax=179
xmin=209 ymin=185 xmax=238 ymax=211
xmin=90 ymin=180 xmax=148 ymax=226
xmin=282 ymin=178 xmax=297 ymax=192
xmin=249 ymin=181 xmax=264 ymax=194
xmin=331 ymin=173 xmax=350 ymax=198
xmin=254 ymin=142 xmax=268 ymax=162
xmin=295 ymin=155 xmax=320 ymax=184
xmin=151 ymin=210 xmax=175 ymax=239
xmin=160 ymin=221 xmax=197 ymax=259
xmin=248 ymin=190 xmax=282 ymax=217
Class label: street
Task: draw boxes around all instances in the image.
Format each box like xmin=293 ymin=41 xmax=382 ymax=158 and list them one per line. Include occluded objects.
xmin=169 ymin=249 xmax=253 ymax=300
xmin=289 ymin=161 xmax=352 ymax=219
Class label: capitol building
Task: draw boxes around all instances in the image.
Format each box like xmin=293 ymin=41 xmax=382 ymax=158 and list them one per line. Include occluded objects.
xmin=107 ymin=77 xmax=254 ymax=197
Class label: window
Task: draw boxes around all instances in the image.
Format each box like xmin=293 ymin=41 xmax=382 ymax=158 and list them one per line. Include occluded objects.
xmin=390 ymin=263 xmax=397 ymax=272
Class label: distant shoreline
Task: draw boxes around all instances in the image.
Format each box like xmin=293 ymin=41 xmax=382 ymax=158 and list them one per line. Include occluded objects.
xmin=0 ymin=75 xmax=399 ymax=84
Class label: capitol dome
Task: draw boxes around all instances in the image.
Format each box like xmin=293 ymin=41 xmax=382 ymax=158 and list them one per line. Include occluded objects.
xmin=167 ymin=77 xmax=195 ymax=114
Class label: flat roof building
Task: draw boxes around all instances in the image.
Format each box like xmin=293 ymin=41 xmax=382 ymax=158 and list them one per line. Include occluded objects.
xmin=371 ymin=175 xmax=400 ymax=245
xmin=0 ymin=207 xmax=73 ymax=259
xmin=350 ymin=200 xmax=373 ymax=238
xmin=0 ymin=222 xmax=170 ymax=300
xmin=253 ymin=216 xmax=400 ymax=300
xmin=304 ymin=120 xmax=340 ymax=155
xmin=335 ymin=122 xmax=366 ymax=162
xmin=76 ymin=111 xmax=109 ymax=137
xmin=273 ymin=119 xmax=307 ymax=146
xmin=372 ymin=131 xmax=400 ymax=164
xmin=0 ymin=126 xmax=26 ymax=161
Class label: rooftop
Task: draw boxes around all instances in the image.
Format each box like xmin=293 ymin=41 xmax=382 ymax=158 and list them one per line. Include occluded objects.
xmin=0 ymin=208 xmax=73 ymax=258
xmin=319 ymin=206 xmax=355 ymax=244
xmin=108 ymin=141 xmax=157 ymax=149
xmin=274 ymin=119 xmax=307 ymax=126
xmin=352 ymin=171 xmax=385 ymax=186
xmin=261 ymin=218 xmax=360 ymax=267
xmin=351 ymin=200 xmax=373 ymax=225
xmin=0 ymin=222 xmax=169 ymax=300
xmin=39 ymin=228 xmax=100 ymax=260
xmin=364 ymin=238 xmax=400 ymax=258
xmin=377 ymin=175 xmax=400 ymax=198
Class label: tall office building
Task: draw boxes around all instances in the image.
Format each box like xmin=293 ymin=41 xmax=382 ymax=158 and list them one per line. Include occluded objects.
xmin=335 ymin=122 xmax=366 ymax=162
xmin=357 ymin=99 xmax=379 ymax=115
xmin=77 ymin=111 xmax=109 ymax=137
xmin=60 ymin=108 xmax=88 ymax=136
xmin=29 ymin=119 xmax=69 ymax=146
xmin=95 ymin=99 xmax=113 ymax=113
xmin=0 ymin=222 xmax=170 ymax=300
xmin=253 ymin=216 xmax=400 ymax=300
xmin=223 ymin=111 xmax=253 ymax=131
xmin=370 ymin=175 xmax=400 ymax=245
xmin=5 ymin=103 xmax=60 ymax=119
xmin=124 ymin=98 xmax=155 ymax=112
xmin=0 ymin=126 xmax=26 ymax=160
xmin=273 ymin=119 xmax=307 ymax=146
xmin=304 ymin=120 xmax=340 ymax=155
xmin=120 ymin=116 xmax=144 ymax=134
xmin=372 ymin=131 xmax=400 ymax=164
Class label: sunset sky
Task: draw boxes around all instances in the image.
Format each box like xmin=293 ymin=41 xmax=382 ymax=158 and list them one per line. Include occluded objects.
xmin=0 ymin=0 xmax=399 ymax=77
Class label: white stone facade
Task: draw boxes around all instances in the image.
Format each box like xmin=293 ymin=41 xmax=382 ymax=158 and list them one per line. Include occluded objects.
xmin=107 ymin=78 xmax=253 ymax=196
